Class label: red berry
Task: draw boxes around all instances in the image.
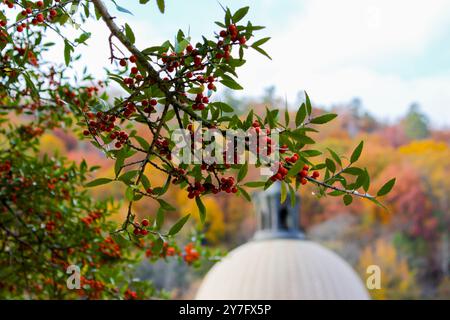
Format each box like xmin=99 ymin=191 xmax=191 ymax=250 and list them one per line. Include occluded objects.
xmin=133 ymin=228 xmax=140 ymax=235
xmin=17 ymin=25 xmax=24 ymax=32
xmin=219 ymin=30 xmax=228 ymax=37
xmin=239 ymin=36 xmax=246 ymax=45
xmin=141 ymin=219 xmax=149 ymax=227
xmin=228 ymin=24 xmax=237 ymax=35
xmin=36 ymin=13 xmax=44 ymax=23
xmin=301 ymin=178 xmax=308 ymax=185
xmin=36 ymin=1 xmax=44 ymax=7
xmin=83 ymin=130 xmax=90 ymax=136
xmin=130 ymin=67 xmax=138 ymax=74
xmin=129 ymin=55 xmax=137 ymax=63
xmin=119 ymin=59 xmax=127 ymax=67
xmin=150 ymin=99 xmax=157 ymax=106
xmin=49 ymin=9 xmax=57 ymax=17
xmin=186 ymin=44 xmax=193 ymax=52
xmin=312 ymin=171 xmax=320 ymax=179
xmin=194 ymin=56 xmax=202 ymax=66
xmin=299 ymin=170 xmax=308 ymax=178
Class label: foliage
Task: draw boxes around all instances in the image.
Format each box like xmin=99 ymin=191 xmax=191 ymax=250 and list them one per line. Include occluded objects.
xmin=358 ymin=238 xmax=420 ymax=300
xmin=0 ymin=0 xmax=396 ymax=299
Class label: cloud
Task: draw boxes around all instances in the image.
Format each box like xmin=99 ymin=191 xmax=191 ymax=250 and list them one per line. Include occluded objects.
xmin=234 ymin=0 xmax=450 ymax=127
xmin=40 ymin=0 xmax=450 ymax=127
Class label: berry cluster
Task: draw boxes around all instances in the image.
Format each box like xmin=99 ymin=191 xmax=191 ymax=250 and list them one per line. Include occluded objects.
xmin=83 ymin=111 xmax=129 ymax=149
xmin=0 ymin=160 xmax=11 ymax=173
xmin=145 ymin=241 xmax=177 ymax=259
xmin=79 ymin=277 xmax=105 ymax=299
xmin=124 ymin=288 xmax=139 ymax=300
xmin=155 ymin=138 xmax=171 ymax=159
xmin=133 ymin=218 xmax=150 ymax=236
xmin=297 ymin=165 xmax=319 ymax=185
xmin=220 ymin=176 xmax=238 ymax=193
xmin=0 ymin=0 xmax=61 ymax=32
xmin=183 ymin=243 xmax=200 ymax=264
xmin=81 ymin=211 xmax=103 ymax=227
xmin=98 ymin=236 xmax=121 ymax=259
xmin=142 ymin=98 xmax=158 ymax=113
xmin=187 ymin=181 xmax=207 ymax=199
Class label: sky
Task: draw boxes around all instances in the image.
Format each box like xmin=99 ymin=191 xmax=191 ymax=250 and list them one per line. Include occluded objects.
xmin=45 ymin=0 xmax=450 ymax=127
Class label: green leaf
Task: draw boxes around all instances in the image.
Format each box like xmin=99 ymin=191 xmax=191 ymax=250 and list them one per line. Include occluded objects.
xmin=156 ymin=0 xmax=165 ymax=13
xmin=220 ymin=78 xmax=243 ymax=90
xmin=295 ymin=103 xmax=306 ymax=126
xmin=141 ymin=174 xmax=151 ymax=191
xmin=289 ymin=130 xmax=315 ymax=144
xmin=328 ymin=190 xmax=345 ymax=196
xmin=310 ymin=113 xmax=337 ymax=124
xmin=284 ymin=106 xmax=290 ymax=127
xmin=63 ymin=40 xmax=73 ymax=66
xmin=84 ymin=178 xmax=113 ymax=188
xmin=125 ymin=186 xmax=135 ymax=201
xmin=237 ymin=162 xmax=248 ymax=182
xmin=157 ymin=199 xmax=176 ymax=211
xmin=343 ymin=194 xmax=353 ymax=206
xmin=118 ymin=170 xmax=138 ymax=184
xmin=325 ymin=158 xmax=336 ymax=173
xmin=124 ymin=23 xmax=135 ymax=44
xmin=251 ymin=45 xmax=272 ymax=60
xmin=302 ymin=150 xmax=322 ymax=157
xmin=244 ymin=181 xmax=266 ymax=188
xmin=115 ymin=5 xmax=133 ymax=15
xmin=280 ymin=181 xmax=287 ymax=204
xmin=237 ymin=186 xmax=251 ymax=202
xmin=368 ymin=197 xmax=388 ymax=210
xmin=343 ymin=167 xmax=364 ymax=176
xmin=305 ymin=91 xmax=312 ymax=115
xmin=287 ymin=160 xmax=305 ymax=177
xmin=350 ymin=141 xmax=364 ymax=163
xmin=152 ymin=237 xmax=164 ymax=255
xmin=153 ymin=176 xmax=171 ymax=196
xmin=232 ymin=6 xmax=249 ymax=23
xmin=195 ymin=196 xmax=206 ymax=224
xmin=75 ymin=32 xmax=91 ymax=44
xmin=168 ymin=214 xmax=190 ymax=236
xmin=327 ymin=148 xmax=342 ymax=167
xmin=377 ymin=178 xmax=396 ymax=197
xmin=114 ymin=151 xmax=125 ymax=177
xmin=288 ymin=184 xmax=296 ymax=207
xmin=211 ymin=101 xmax=234 ymax=113
xmin=251 ymin=37 xmax=271 ymax=48
xmin=134 ymin=136 xmax=149 ymax=151
xmin=362 ymin=169 xmax=370 ymax=193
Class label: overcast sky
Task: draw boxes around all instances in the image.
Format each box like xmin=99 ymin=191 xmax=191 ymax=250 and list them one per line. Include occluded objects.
xmin=45 ymin=0 xmax=450 ymax=127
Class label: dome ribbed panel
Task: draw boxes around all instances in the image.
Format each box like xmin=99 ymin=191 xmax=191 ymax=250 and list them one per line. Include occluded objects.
xmin=195 ymin=240 xmax=369 ymax=300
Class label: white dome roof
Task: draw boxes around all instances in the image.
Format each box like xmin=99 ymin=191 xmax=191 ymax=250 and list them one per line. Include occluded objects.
xmin=196 ymin=239 xmax=369 ymax=300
